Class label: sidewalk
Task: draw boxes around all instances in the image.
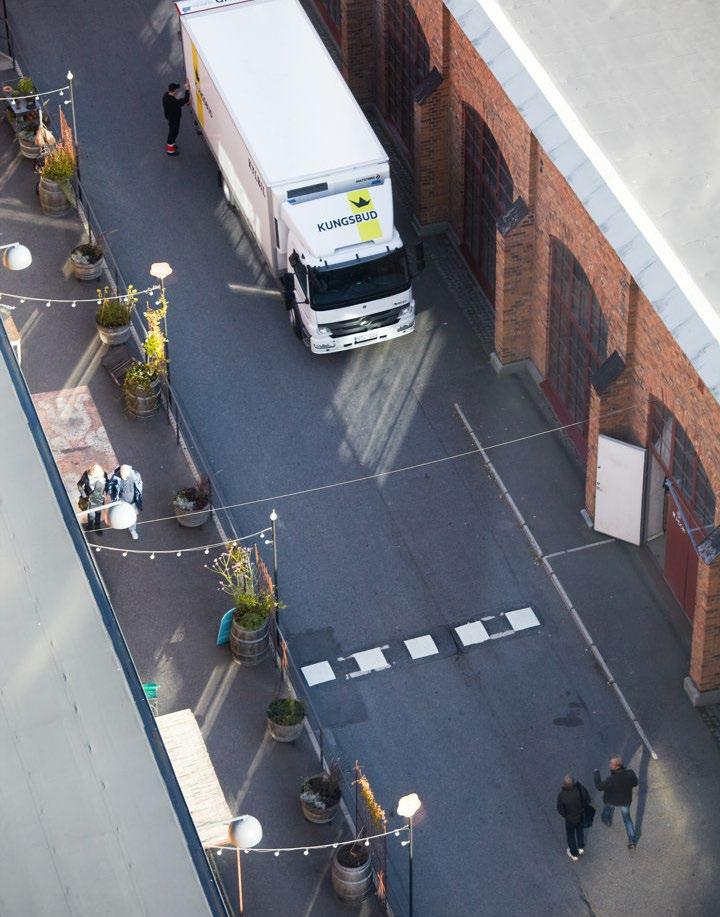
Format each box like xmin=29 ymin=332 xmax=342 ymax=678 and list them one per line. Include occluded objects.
xmin=0 ymin=121 xmax=382 ymax=915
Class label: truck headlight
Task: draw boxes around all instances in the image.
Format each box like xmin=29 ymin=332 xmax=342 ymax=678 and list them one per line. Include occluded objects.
xmin=397 ymin=302 xmax=415 ymax=329
xmin=314 ymin=326 xmax=335 ymax=351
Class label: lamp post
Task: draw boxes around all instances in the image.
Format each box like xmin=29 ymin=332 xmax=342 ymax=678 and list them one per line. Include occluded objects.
xmin=0 ymin=242 xmax=32 ymax=271
xmin=226 ymin=815 xmax=263 ymax=914
xmin=397 ymin=793 xmax=421 ymax=917
xmin=149 ymin=261 xmax=173 ymax=415
xmin=66 ymin=71 xmax=78 ymax=149
xmin=269 ymin=508 xmax=279 ymax=629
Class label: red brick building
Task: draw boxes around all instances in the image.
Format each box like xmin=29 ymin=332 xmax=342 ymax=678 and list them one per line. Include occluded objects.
xmin=312 ymin=0 xmax=720 ymax=704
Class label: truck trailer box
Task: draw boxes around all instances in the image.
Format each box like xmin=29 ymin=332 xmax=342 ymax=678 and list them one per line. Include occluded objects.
xmin=177 ymin=0 xmax=417 ymax=353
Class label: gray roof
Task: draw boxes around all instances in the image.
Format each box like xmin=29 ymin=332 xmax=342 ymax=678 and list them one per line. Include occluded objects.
xmin=0 ymin=343 xmax=221 ymax=915
xmin=446 ymin=0 xmax=720 ymax=401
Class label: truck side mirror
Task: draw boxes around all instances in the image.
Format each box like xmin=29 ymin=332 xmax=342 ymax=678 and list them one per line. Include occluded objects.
xmin=414 ymin=241 xmax=426 ymax=275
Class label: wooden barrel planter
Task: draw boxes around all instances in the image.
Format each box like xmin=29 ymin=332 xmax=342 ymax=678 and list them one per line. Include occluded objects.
xmin=71 ymin=249 xmax=106 ymax=282
xmin=230 ymin=614 xmax=269 ymax=666
xmin=331 ymin=845 xmax=372 ymax=902
xmin=300 ymin=775 xmax=341 ymax=824
xmin=124 ymin=374 xmax=161 ymax=419
xmin=38 ymin=176 xmax=71 ymax=216
xmin=18 ymin=132 xmax=42 ymax=159
xmin=96 ymin=321 xmax=131 ymax=346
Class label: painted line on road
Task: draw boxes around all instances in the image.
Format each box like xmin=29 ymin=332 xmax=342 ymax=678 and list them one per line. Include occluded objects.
xmin=543 ymin=538 xmax=615 ymax=560
xmin=454 ymin=402 xmax=658 ymax=761
xmin=301 ymin=607 xmax=541 ymax=687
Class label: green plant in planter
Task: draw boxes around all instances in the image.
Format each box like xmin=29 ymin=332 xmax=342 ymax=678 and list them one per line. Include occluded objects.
xmin=96 ymin=285 xmax=136 ymax=328
xmin=14 ymin=76 xmax=36 ymax=97
xmin=123 ymin=359 xmax=157 ymax=396
xmin=40 ymin=144 xmax=76 ymax=182
xmin=208 ymin=542 xmax=280 ymax=628
xmin=267 ymin=698 xmax=305 ymax=726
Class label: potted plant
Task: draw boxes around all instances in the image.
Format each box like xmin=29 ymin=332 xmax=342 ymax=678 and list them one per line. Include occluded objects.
xmin=123 ymin=298 xmax=167 ymax=418
xmin=331 ymin=841 xmax=373 ymax=902
xmin=96 ymin=285 xmax=136 ymax=345
xmin=37 ymin=109 xmax=75 ymax=215
xmin=266 ymin=697 xmax=305 ymax=742
xmin=208 ymin=543 xmax=277 ymax=665
xmin=172 ymin=479 xmax=211 ymax=527
xmin=70 ymin=239 xmax=105 ymax=282
xmin=300 ymin=761 xmax=342 ymax=824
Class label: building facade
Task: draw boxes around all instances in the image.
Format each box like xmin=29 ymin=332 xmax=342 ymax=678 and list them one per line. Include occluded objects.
xmin=311 ymin=0 xmax=720 ymax=703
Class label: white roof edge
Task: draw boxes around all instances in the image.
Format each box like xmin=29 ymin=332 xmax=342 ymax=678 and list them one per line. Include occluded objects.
xmin=446 ymin=0 xmax=720 ymax=401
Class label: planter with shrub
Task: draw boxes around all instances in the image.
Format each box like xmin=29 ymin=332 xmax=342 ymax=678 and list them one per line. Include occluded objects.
xmin=331 ymin=842 xmax=372 ymax=902
xmin=300 ymin=769 xmax=342 ymax=824
xmin=266 ymin=697 xmax=305 ymax=742
xmin=71 ymin=241 xmax=105 ymax=281
xmin=173 ymin=480 xmax=211 ymax=527
xmin=96 ymin=285 xmax=134 ymax=345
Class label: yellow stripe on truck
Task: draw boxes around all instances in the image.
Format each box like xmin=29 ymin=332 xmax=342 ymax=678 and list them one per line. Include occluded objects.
xmin=346 ymin=190 xmax=382 ymax=242
xmin=191 ymin=44 xmax=204 ymax=128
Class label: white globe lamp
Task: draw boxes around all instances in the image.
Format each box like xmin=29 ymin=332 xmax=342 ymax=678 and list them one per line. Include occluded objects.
xmin=2 ymin=243 xmax=32 ymax=271
xmin=108 ymin=501 xmax=138 ymax=530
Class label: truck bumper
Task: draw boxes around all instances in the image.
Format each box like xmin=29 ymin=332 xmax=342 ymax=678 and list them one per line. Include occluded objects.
xmin=309 ymin=320 xmax=415 ymax=354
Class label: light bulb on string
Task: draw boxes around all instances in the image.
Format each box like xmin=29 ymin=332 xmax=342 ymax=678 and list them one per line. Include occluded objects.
xmin=217 ymin=849 xmax=223 ymax=857
xmin=303 ymin=849 xmax=309 ymax=856
xmin=274 ymin=850 xmax=280 ymax=857
xmin=176 ymin=552 xmax=182 ymax=557
xmin=364 ymin=839 xmax=370 ymax=847
xmin=71 ymin=301 xmax=76 ymax=308
xmin=20 ymin=299 xmax=25 ymax=304
xmin=95 ymin=547 xmax=101 ymax=553
xmin=45 ymin=301 xmax=51 ymax=308
xmin=204 ymin=548 xmax=209 ymax=555
xmin=150 ymin=553 xmax=155 ymax=560
xmin=122 ymin=552 xmax=128 ymax=557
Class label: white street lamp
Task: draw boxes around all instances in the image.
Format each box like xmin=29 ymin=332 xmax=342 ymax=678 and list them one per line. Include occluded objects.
xmin=397 ymin=793 xmax=421 ymax=917
xmin=75 ymin=500 xmax=137 ymax=531
xmin=227 ymin=815 xmax=262 ymax=914
xmin=149 ymin=262 xmax=173 ymax=415
xmin=149 ymin=261 xmax=173 ymax=283
xmin=0 ymin=242 xmax=32 ymax=271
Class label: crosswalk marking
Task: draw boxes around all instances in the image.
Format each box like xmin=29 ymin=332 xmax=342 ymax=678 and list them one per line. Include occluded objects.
xmin=455 ymin=620 xmax=491 ymax=647
xmin=300 ymin=607 xmax=541 ymax=687
xmin=301 ymin=660 xmax=336 ymax=686
xmin=404 ymin=635 xmax=439 ymax=659
xmin=505 ymin=607 xmax=540 ymax=631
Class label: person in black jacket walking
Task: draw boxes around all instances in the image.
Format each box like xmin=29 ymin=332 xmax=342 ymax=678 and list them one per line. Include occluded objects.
xmin=557 ymin=775 xmax=590 ymax=861
xmin=594 ymin=757 xmax=639 ymax=847
xmin=163 ymin=81 xmax=190 ymax=156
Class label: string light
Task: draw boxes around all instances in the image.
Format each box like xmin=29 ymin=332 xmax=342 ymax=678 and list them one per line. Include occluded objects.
xmin=207 ymin=825 xmax=408 ymax=856
xmin=6 ymin=83 xmax=70 ymax=102
xmin=0 ymin=284 xmax=160 ymax=307
xmin=85 ymin=526 xmax=271 ymax=558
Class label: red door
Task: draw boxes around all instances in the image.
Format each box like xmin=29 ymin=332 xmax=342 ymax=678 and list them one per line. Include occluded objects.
xmin=664 ymin=493 xmax=698 ymax=620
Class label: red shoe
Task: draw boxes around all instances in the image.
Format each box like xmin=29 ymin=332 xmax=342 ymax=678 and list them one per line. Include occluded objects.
xmin=166 ymin=143 xmax=178 ymax=156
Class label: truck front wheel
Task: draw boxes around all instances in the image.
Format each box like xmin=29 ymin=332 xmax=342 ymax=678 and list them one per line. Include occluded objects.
xmin=288 ymin=305 xmax=303 ymax=341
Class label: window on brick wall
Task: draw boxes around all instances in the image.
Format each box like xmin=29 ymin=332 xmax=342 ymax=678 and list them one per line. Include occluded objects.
xmin=461 ymin=105 xmax=514 ymax=304
xmin=650 ymin=398 xmax=716 ymax=530
xmin=316 ymin=0 xmax=342 ymax=43
xmin=385 ymin=0 xmax=430 ymax=155
xmin=546 ymin=238 xmax=608 ymax=454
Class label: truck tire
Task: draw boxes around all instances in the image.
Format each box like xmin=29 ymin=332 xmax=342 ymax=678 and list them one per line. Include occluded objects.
xmin=288 ymin=304 xmax=303 ymax=340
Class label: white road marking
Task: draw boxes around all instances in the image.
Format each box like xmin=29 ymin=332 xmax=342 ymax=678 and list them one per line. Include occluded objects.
xmin=455 ymin=620 xmax=491 ymax=646
xmin=404 ymin=635 xmax=439 ymax=659
xmin=454 ymin=402 xmax=658 ymax=761
xmin=301 ymin=661 xmax=336 ymax=686
xmin=505 ymin=607 xmax=540 ymax=632
xmin=343 ymin=646 xmax=391 ymax=678
xmin=542 ymin=538 xmax=615 ymax=560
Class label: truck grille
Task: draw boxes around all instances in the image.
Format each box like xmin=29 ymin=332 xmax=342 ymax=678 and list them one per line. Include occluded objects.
xmin=322 ymin=306 xmax=404 ymax=339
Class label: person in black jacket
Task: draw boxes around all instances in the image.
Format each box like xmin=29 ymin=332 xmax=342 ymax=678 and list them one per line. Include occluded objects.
xmin=557 ymin=775 xmax=590 ymax=861
xmin=163 ymin=81 xmax=190 ymax=156
xmin=594 ymin=757 xmax=639 ymax=847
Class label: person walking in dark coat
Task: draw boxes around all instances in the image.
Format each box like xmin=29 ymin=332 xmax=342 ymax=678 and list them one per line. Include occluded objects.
xmin=107 ymin=464 xmax=143 ymax=540
xmin=163 ymin=81 xmax=190 ymax=156
xmin=77 ymin=463 xmax=107 ymax=534
xmin=594 ymin=756 xmax=639 ymax=847
xmin=557 ymin=775 xmax=590 ymax=861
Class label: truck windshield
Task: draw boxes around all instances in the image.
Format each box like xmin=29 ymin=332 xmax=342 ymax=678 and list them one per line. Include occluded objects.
xmin=307 ymin=249 xmax=410 ymax=310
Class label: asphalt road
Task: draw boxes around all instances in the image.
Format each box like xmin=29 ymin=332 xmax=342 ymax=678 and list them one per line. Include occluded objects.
xmin=10 ymin=3 xmax=720 ymax=915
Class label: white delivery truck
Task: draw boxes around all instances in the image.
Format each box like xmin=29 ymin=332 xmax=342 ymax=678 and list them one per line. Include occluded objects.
xmin=176 ymin=0 xmax=422 ymax=354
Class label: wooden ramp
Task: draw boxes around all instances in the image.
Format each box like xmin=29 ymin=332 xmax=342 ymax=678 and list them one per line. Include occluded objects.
xmin=157 ymin=709 xmax=232 ymax=848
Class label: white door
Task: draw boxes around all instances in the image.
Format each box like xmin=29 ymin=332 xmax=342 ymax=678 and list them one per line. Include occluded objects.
xmin=594 ymin=434 xmax=646 ymax=545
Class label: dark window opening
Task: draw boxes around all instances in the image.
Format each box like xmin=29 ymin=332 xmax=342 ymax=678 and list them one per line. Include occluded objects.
xmin=545 ymin=237 xmax=608 ymax=456
xmin=308 ymin=248 xmax=410 ymax=310
xmin=461 ymin=105 xmax=513 ymax=304
xmin=650 ymin=398 xmax=716 ymax=531
xmin=385 ymin=0 xmax=430 ymax=155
